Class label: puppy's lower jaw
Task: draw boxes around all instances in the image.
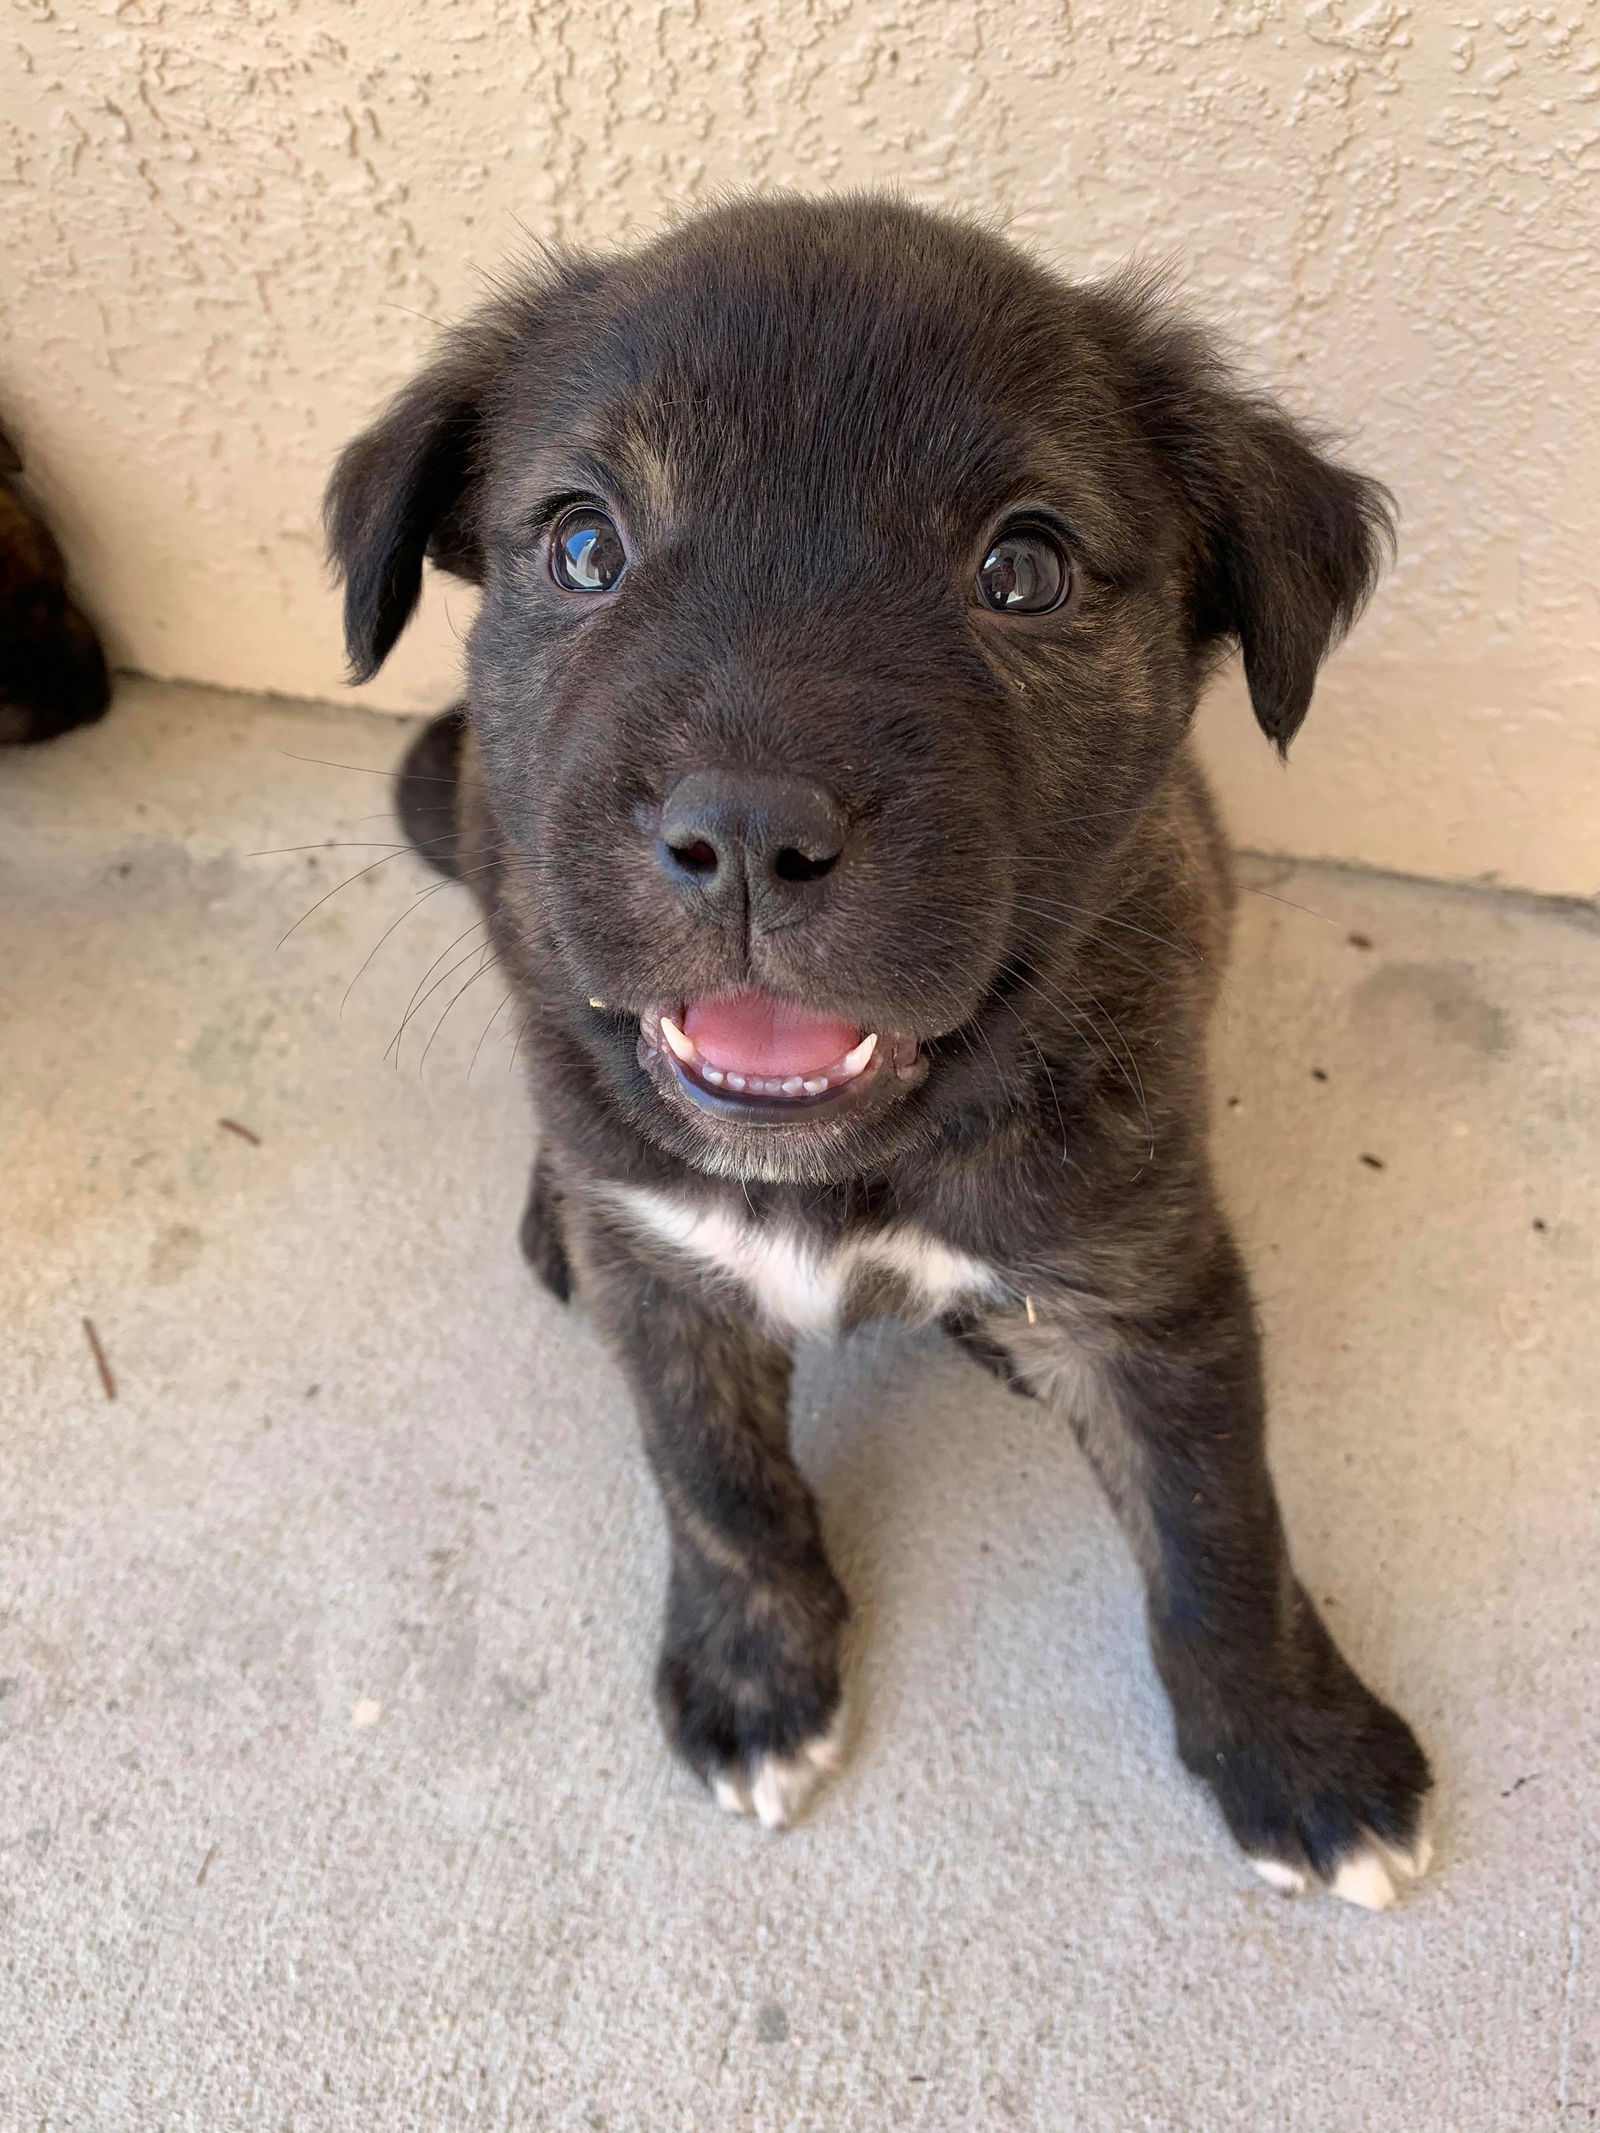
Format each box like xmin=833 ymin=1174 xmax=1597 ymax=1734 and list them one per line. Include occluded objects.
xmin=708 ymin=1718 xmax=847 ymax=1831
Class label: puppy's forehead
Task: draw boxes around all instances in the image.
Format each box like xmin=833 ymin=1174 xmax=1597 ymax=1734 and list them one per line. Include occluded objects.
xmin=504 ymin=212 xmax=1142 ymax=563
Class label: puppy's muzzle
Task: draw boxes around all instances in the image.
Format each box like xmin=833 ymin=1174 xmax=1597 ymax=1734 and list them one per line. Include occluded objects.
xmin=657 ymin=768 xmax=848 ymax=934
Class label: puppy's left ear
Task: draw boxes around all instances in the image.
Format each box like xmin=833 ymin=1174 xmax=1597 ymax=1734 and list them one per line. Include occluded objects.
xmin=1192 ymin=400 xmax=1394 ymax=753
xmin=1121 ymin=297 xmax=1395 ymax=753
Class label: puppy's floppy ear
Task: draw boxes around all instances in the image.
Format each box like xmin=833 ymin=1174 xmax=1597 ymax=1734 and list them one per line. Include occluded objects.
xmin=323 ymin=334 xmax=492 ymax=684
xmin=1118 ymin=289 xmax=1395 ymax=753
xmin=324 ymin=257 xmax=606 ymax=683
xmin=1185 ymin=397 xmax=1394 ymax=754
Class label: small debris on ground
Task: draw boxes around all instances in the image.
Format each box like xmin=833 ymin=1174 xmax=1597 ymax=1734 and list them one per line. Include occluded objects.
xmin=82 ymin=1317 xmax=116 ymax=1401
xmin=351 ymin=1699 xmax=382 ymax=1728
xmin=217 ymin=1117 xmax=261 ymax=1146
xmin=1311 ymin=1067 xmax=1329 ymax=1082
xmin=1347 ymin=932 xmax=1373 ymax=949
xmin=1532 ymin=1218 xmax=1547 ymax=1233
xmin=1359 ymin=1153 xmax=1386 ymax=1170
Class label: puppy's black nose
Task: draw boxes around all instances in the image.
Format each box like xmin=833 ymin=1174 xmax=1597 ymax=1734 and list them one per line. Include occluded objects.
xmin=658 ymin=769 xmax=848 ymax=927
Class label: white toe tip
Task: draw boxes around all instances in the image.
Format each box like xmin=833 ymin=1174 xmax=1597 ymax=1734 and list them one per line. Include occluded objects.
xmin=712 ymin=1774 xmax=750 ymax=1817
xmin=1251 ymin=1856 xmax=1309 ymax=1897
xmin=1394 ymin=1828 xmax=1433 ymax=1881
xmin=803 ymin=1716 xmax=846 ymax=1772
xmin=1331 ymin=1848 xmax=1398 ymax=1911
xmin=750 ymin=1765 xmax=797 ymax=1830
xmin=712 ymin=1720 xmax=845 ymax=1832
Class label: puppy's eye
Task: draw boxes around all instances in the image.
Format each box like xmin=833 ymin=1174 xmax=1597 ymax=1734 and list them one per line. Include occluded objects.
xmin=549 ymin=506 xmax=627 ymax=593
xmin=976 ymin=525 xmax=1071 ymax=614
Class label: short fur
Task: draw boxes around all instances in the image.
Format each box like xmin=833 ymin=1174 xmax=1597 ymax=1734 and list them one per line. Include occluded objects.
xmin=327 ymin=197 xmax=1428 ymax=1896
xmin=0 ymin=421 xmax=110 ymax=746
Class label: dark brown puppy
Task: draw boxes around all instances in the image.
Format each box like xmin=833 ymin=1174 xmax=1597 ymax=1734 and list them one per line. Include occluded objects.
xmin=0 ymin=422 xmax=110 ymax=745
xmin=327 ymin=196 xmax=1430 ymax=1906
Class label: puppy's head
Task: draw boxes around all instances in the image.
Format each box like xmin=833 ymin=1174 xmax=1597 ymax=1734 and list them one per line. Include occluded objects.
xmin=327 ymin=196 xmax=1390 ymax=1184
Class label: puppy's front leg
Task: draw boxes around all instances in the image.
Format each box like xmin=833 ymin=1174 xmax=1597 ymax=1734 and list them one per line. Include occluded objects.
xmin=1003 ymin=1220 xmax=1432 ymax=1907
xmin=575 ymin=1210 xmax=848 ymax=1829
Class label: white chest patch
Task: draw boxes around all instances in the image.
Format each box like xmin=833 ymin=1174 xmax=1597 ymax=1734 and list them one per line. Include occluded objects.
xmin=604 ymin=1186 xmax=1006 ymax=1339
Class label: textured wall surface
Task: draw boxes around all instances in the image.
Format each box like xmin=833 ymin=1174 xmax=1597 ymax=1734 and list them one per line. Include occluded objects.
xmin=3 ymin=0 xmax=1597 ymax=894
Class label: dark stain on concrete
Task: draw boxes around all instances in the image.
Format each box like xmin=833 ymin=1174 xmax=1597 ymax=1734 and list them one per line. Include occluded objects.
xmin=493 ymin=1670 xmax=549 ymax=1714
xmin=1352 ymin=959 xmax=1513 ymax=1059
xmin=148 ymin=1222 xmax=205 ymax=1284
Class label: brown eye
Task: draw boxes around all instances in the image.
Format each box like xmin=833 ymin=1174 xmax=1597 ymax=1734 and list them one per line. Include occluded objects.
xmin=550 ymin=506 xmax=626 ymax=593
xmin=977 ymin=525 xmax=1070 ymax=614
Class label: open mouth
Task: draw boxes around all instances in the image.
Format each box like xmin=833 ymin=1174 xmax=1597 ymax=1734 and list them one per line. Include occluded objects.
xmin=637 ymin=991 xmax=925 ymax=1128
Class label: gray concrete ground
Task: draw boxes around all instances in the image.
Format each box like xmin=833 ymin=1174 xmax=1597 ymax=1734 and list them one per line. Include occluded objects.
xmin=2 ymin=677 xmax=1596 ymax=2132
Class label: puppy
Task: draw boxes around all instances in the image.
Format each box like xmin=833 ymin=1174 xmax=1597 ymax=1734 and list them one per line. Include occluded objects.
xmin=327 ymin=196 xmax=1430 ymax=1907
xmin=0 ymin=420 xmax=110 ymax=746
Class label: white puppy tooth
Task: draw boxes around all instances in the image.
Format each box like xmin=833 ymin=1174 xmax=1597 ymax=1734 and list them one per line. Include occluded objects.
xmin=839 ymin=1031 xmax=878 ymax=1078
xmin=1331 ymin=1849 xmax=1397 ymax=1911
xmin=802 ymin=1076 xmax=828 ymax=1095
xmin=660 ymin=1015 xmax=697 ymax=1064
xmin=725 ymin=1073 xmax=746 ymax=1092
xmin=701 ymin=1066 xmax=724 ymax=1085
xmin=781 ymin=1077 xmax=805 ymax=1096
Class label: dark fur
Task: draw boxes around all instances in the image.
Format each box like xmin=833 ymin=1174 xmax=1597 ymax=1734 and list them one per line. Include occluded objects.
xmin=327 ymin=197 xmax=1428 ymax=1885
xmin=0 ymin=422 xmax=110 ymax=746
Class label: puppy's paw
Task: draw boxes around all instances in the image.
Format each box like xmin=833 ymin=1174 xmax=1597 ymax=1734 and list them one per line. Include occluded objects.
xmin=709 ymin=1718 xmax=846 ymax=1831
xmin=656 ymin=1641 xmax=846 ymax=1832
xmin=519 ymin=1152 xmax=572 ymax=1303
xmin=1194 ymin=1679 xmax=1433 ymax=1910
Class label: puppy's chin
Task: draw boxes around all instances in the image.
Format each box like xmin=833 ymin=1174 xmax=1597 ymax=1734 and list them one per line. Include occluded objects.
xmin=655 ymin=1101 xmax=937 ymax=1188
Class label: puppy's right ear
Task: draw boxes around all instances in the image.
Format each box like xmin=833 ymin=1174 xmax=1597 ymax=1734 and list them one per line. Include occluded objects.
xmin=323 ymin=336 xmax=496 ymax=684
xmin=326 ymin=257 xmax=609 ymax=681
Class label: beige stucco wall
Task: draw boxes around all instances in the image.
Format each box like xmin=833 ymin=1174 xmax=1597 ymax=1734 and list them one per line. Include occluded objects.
xmin=4 ymin=1 xmax=1596 ymax=895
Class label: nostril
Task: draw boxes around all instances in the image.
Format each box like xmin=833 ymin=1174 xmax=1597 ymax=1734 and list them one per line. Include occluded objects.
xmin=668 ymin=838 xmax=719 ymax=876
xmin=772 ymin=847 xmax=839 ymax=885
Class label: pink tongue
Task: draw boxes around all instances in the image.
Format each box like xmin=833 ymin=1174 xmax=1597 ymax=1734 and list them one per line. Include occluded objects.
xmin=682 ymin=992 xmax=860 ymax=1076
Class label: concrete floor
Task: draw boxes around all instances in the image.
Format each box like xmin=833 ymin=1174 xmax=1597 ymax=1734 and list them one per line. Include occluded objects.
xmin=2 ymin=676 xmax=1596 ymax=2132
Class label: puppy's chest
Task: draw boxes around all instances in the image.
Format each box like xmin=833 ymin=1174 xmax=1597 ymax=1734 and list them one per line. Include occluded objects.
xmin=606 ymin=1185 xmax=1005 ymax=1338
